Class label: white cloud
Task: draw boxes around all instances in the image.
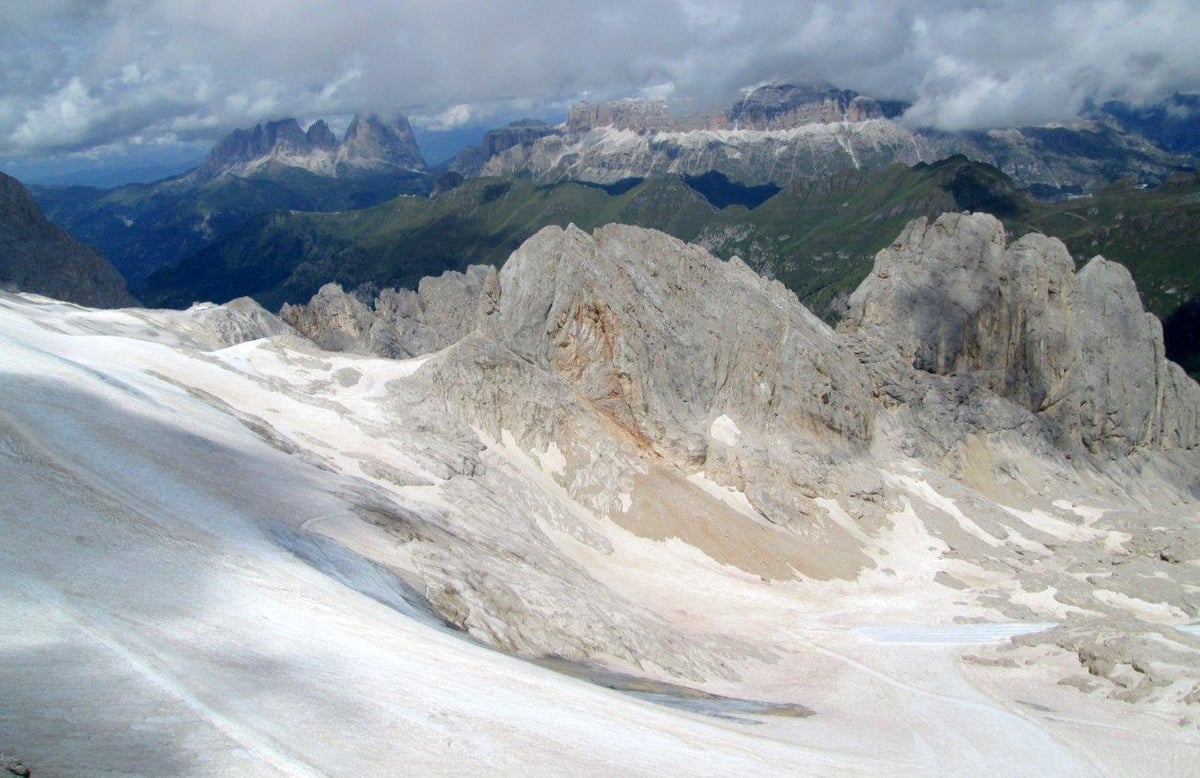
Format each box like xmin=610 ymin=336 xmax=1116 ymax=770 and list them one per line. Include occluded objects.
xmin=413 ymin=103 xmax=473 ymax=131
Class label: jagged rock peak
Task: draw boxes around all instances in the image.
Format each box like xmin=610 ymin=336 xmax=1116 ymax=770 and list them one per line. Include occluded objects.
xmin=305 ymin=119 xmax=338 ymax=150
xmin=841 ymin=212 xmax=1200 ymax=454
xmin=196 ymin=112 xmax=426 ymax=180
xmin=198 ymin=118 xmax=310 ymax=176
xmin=279 ymin=265 xmax=493 ymax=358
xmin=338 ymin=113 xmax=425 ymax=173
xmin=0 ymin=170 xmax=136 ymax=308
xmin=481 ymin=223 xmax=875 ymax=451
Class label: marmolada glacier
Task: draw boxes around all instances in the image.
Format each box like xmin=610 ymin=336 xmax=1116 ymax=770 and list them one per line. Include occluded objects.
xmin=4 ymin=214 xmax=1200 ymax=775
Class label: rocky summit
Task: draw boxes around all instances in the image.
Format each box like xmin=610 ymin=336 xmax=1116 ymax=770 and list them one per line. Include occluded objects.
xmin=195 ymin=113 xmax=426 ymax=180
xmin=3 ymin=214 xmax=1200 ymax=774
xmin=454 ymin=81 xmax=1192 ymax=194
xmin=842 ymin=212 xmax=1200 ymax=456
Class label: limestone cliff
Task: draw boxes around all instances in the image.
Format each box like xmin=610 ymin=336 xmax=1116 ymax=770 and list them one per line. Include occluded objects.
xmin=262 ymin=217 xmax=1200 ymax=702
xmin=841 ymin=212 xmax=1200 ymax=455
xmin=455 ymin=82 xmax=1189 ymax=193
xmin=196 ymin=113 xmax=426 ymax=180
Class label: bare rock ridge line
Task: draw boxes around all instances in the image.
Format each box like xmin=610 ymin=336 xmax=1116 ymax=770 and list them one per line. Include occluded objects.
xmin=451 ymin=81 xmax=1190 ymax=194
xmin=565 ymin=81 xmax=904 ymax=134
xmin=196 ymin=113 xmax=426 ymax=180
xmin=0 ymin=170 xmax=135 ymax=308
xmin=842 ymin=212 xmax=1200 ymax=455
xmin=285 ymin=213 xmax=1199 ymax=465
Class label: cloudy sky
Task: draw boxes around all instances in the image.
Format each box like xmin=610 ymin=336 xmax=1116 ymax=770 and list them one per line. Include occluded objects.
xmin=3 ymin=0 xmax=1198 ymax=184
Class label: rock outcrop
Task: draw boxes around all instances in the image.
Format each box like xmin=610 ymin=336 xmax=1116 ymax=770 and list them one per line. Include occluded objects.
xmin=841 ymin=212 xmax=1200 ymax=454
xmin=280 ymin=265 xmax=492 ymax=358
xmin=0 ymin=170 xmax=136 ymax=308
xmin=475 ymin=224 xmax=873 ymax=450
xmin=178 ymin=296 xmax=293 ymax=348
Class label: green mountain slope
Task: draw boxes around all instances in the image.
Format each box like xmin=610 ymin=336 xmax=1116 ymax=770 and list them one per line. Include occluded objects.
xmin=139 ymin=156 xmax=1023 ymax=313
xmin=138 ymin=177 xmax=720 ymax=309
xmin=33 ymin=166 xmax=432 ymax=283
xmin=134 ymin=161 xmax=1200 ymax=375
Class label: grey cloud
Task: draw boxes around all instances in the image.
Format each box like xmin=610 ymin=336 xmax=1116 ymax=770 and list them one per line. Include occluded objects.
xmin=2 ymin=0 xmax=1198 ymax=161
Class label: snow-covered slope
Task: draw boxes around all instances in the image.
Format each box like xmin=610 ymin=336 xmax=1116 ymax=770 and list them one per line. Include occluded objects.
xmin=2 ymin=214 xmax=1199 ymax=775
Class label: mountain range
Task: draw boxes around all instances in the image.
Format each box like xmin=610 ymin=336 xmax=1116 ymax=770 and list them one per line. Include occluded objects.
xmin=193 ymin=113 xmax=426 ymax=180
xmin=452 ymin=81 xmax=1196 ymax=198
xmin=28 ymin=80 xmax=1199 ymax=293
xmin=30 ymin=112 xmax=432 ymax=285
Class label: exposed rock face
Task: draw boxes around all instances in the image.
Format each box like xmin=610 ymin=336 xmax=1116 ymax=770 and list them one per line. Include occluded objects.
xmin=305 ymin=118 xmax=339 ymax=150
xmin=280 ymin=265 xmax=492 ymax=358
xmin=337 ymin=114 xmax=425 ymax=175
xmin=455 ymin=82 xmax=1190 ymax=193
xmin=287 ymin=217 xmax=1200 ymax=466
xmin=841 ymin=212 xmax=1200 ymax=454
xmin=567 ymin=100 xmax=672 ymax=133
xmin=0 ymin=170 xmax=136 ymax=308
xmin=196 ymin=113 xmax=426 ymax=180
xmin=727 ymin=82 xmax=905 ymax=129
xmin=477 ymin=224 xmax=873 ymax=450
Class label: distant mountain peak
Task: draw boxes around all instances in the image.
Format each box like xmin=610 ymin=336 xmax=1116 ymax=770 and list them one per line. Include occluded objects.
xmin=305 ymin=119 xmax=339 ymax=150
xmin=337 ymin=114 xmax=425 ymax=175
xmin=196 ymin=112 xmax=426 ymax=180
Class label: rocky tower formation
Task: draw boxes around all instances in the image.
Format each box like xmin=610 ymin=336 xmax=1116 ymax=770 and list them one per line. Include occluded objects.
xmin=841 ymin=212 xmax=1200 ymax=454
xmin=0 ymin=171 xmax=136 ymax=307
xmin=196 ymin=113 xmax=426 ymax=180
xmin=336 ymin=114 xmax=425 ymax=174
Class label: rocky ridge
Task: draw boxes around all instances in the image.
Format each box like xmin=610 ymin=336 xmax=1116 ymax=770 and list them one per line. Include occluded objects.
xmin=453 ymin=82 xmax=1193 ymax=194
xmin=282 ymin=216 xmax=1200 ymax=710
xmin=195 ymin=113 xmax=426 ymax=180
